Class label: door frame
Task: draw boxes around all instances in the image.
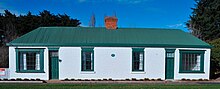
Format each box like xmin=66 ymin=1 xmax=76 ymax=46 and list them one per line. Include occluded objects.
xmin=165 ymin=49 xmax=175 ymax=80
xmin=49 ymin=48 xmax=59 ymax=80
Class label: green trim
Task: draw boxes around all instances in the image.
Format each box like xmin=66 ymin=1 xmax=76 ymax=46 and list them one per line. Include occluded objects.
xmin=15 ymin=48 xmax=45 ymax=73
xmin=48 ymin=47 xmax=59 ymax=51
xmin=132 ymin=48 xmax=145 ymax=52
xmin=179 ymin=50 xmax=205 ymax=73
xmin=165 ymin=49 xmax=176 ymax=52
xmin=81 ymin=48 xmax=94 ymax=51
xmin=81 ymin=48 xmax=94 ymax=71
xmin=15 ymin=49 xmax=19 ymax=72
xmin=15 ymin=48 xmax=45 ymax=51
xmin=132 ymin=48 xmax=144 ymax=72
xmin=8 ymin=43 xmax=212 ymax=48
xmin=179 ymin=71 xmax=205 ymax=73
xmin=40 ymin=49 xmax=44 ymax=72
xmin=16 ymin=70 xmax=45 ymax=73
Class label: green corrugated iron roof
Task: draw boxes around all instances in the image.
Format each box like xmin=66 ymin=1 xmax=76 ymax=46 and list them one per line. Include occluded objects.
xmin=8 ymin=27 xmax=211 ymax=48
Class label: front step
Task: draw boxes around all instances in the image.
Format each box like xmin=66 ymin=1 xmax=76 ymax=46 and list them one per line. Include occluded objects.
xmin=45 ymin=80 xmax=62 ymax=83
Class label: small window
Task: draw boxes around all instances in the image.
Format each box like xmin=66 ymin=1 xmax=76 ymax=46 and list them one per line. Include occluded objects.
xmin=167 ymin=53 xmax=174 ymax=58
xmin=132 ymin=48 xmax=144 ymax=71
xmin=81 ymin=48 xmax=94 ymax=71
xmin=179 ymin=50 xmax=205 ymax=73
xmin=16 ymin=49 xmax=44 ymax=73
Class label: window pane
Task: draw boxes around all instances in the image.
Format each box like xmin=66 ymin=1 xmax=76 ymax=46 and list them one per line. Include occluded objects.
xmin=82 ymin=51 xmax=93 ymax=71
xmin=181 ymin=53 xmax=201 ymax=72
xmin=35 ymin=53 xmax=40 ymax=70
xmin=20 ymin=52 xmax=41 ymax=71
xmin=167 ymin=53 xmax=174 ymax=57
xmin=50 ymin=52 xmax=58 ymax=57
xmin=132 ymin=51 xmax=144 ymax=71
xmin=26 ymin=52 xmax=36 ymax=70
xmin=23 ymin=53 xmax=27 ymax=70
xmin=139 ymin=53 xmax=144 ymax=70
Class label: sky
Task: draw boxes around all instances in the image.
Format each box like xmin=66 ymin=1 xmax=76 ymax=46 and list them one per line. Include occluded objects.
xmin=0 ymin=0 xmax=195 ymax=31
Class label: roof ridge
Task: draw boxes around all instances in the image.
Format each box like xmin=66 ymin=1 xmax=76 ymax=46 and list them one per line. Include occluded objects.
xmin=39 ymin=26 xmax=182 ymax=31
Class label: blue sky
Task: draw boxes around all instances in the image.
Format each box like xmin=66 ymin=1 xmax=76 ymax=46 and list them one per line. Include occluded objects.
xmin=0 ymin=0 xmax=195 ymax=31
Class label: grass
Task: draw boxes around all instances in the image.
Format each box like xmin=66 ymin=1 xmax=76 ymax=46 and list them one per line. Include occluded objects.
xmin=0 ymin=84 xmax=220 ymax=89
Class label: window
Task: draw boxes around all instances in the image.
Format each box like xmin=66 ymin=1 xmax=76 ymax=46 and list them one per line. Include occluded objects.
xmin=81 ymin=48 xmax=94 ymax=71
xmin=166 ymin=53 xmax=174 ymax=58
xmin=132 ymin=48 xmax=144 ymax=71
xmin=16 ymin=49 xmax=44 ymax=73
xmin=179 ymin=50 xmax=205 ymax=73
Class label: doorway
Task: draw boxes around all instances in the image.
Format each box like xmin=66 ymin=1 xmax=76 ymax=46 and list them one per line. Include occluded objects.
xmin=49 ymin=50 xmax=59 ymax=79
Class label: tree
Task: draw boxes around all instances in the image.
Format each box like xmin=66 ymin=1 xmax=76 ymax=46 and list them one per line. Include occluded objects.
xmin=209 ymin=38 xmax=220 ymax=78
xmin=186 ymin=0 xmax=220 ymax=41
xmin=0 ymin=10 xmax=81 ymax=68
xmin=187 ymin=0 xmax=220 ymax=78
xmin=0 ymin=10 xmax=18 ymax=68
xmin=89 ymin=13 xmax=96 ymax=27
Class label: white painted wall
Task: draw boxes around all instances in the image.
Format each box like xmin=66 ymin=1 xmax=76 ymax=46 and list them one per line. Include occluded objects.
xmin=9 ymin=46 xmax=210 ymax=80
xmin=174 ymin=48 xmax=210 ymax=80
xmin=59 ymin=47 xmax=166 ymax=80
xmin=145 ymin=48 xmax=166 ymax=79
xmin=9 ymin=46 xmax=49 ymax=80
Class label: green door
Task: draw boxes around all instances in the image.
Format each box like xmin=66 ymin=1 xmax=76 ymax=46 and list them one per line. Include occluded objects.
xmin=49 ymin=51 xmax=59 ymax=79
xmin=165 ymin=57 xmax=174 ymax=79
xmin=165 ymin=49 xmax=175 ymax=79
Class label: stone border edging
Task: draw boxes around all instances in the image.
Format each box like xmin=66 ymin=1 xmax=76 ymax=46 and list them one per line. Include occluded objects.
xmin=0 ymin=81 xmax=43 ymax=83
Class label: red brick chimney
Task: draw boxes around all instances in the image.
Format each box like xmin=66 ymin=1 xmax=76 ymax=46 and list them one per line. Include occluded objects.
xmin=104 ymin=16 xmax=118 ymax=30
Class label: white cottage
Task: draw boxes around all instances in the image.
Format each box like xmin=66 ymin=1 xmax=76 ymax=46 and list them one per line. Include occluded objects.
xmin=7 ymin=18 xmax=211 ymax=80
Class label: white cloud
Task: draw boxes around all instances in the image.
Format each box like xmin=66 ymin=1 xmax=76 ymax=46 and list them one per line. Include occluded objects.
xmin=167 ymin=23 xmax=184 ymax=28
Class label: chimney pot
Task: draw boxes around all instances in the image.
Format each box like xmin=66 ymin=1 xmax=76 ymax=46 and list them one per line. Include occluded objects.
xmin=104 ymin=16 xmax=118 ymax=30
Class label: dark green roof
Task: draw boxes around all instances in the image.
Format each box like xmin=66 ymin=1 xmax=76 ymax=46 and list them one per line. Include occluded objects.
xmin=8 ymin=27 xmax=211 ymax=48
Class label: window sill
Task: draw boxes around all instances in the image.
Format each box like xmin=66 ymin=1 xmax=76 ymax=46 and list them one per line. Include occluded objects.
xmin=179 ymin=71 xmax=205 ymax=73
xmin=131 ymin=71 xmax=146 ymax=74
xmin=80 ymin=71 xmax=96 ymax=74
xmin=16 ymin=70 xmax=45 ymax=73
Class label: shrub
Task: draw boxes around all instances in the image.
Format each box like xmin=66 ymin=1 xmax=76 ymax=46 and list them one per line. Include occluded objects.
xmin=157 ymin=78 xmax=162 ymax=81
xmin=151 ymin=79 xmax=155 ymax=81
xmin=30 ymin=79 xmax=36 ymax=81
xmin=144 ymin=78 xmax=150 ymax=81
xmin=3 ymin=79 xmax=8 ymax=81
xmin=131 ymin=78 xmax=136 ymax=81
xmin=125 ymin=78 xmax=130 ymax=81
xmin=64 ymin=78 xmax=69 ymax=81
xmin=24 ymin=78 xmax=29 ymax=81
xmin=198 ymin=79 xmax=203 ymax=81
xmin=36 ymin=78 xmax=41 ymax=81
xmin=181 ymin=78 xmax=186 ymax=81
xmin=186 ymin=79 xmax=191 ymax=81
xmin=10 ymin=79 xmax=16 ymax=81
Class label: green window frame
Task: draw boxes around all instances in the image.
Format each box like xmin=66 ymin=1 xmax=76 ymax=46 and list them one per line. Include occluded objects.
xmin=81 ymin=48 xmax=94 ymax=71
xmin=15 ymin=48 xmax=45 ymax=73
xmin=132 ymin=48 xmax=144 ymax=71
xmin=179 ymin=50 xmax=205 ymax=73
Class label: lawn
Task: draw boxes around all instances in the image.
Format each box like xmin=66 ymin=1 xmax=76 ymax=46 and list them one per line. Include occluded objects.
xmin=0 ymin=84 xmax=220 ymax=89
